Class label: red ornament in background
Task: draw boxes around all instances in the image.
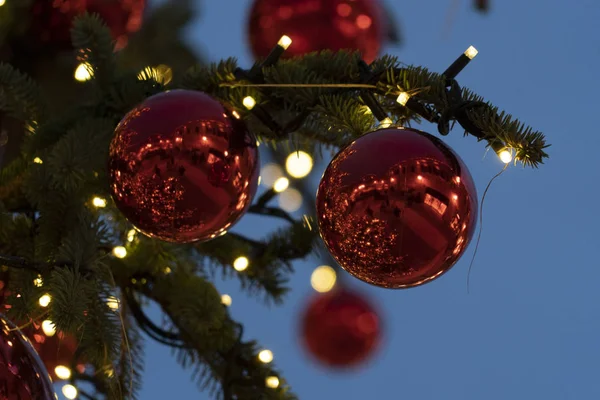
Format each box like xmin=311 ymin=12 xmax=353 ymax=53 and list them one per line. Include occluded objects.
xmin=27 ymin=327 xmax=83 ymax=381
xmin=0 ymin=316 xmax=55 ymax=400
xmin=300 ymin=288 xmax=381 ymax=368
xmin=248 ymin=0 xmax=383 ymax=64
xmin=29 ymin=0 xmax=146 ymax=52
xmin=109 ymin=90 xmax=260 ymax=243
xmin=316 ymin=128 xmax=478 ymax=289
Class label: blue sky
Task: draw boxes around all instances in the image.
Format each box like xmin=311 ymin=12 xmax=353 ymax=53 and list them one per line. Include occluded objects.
xmin=135 ymin=0 xmax=600 ymax=399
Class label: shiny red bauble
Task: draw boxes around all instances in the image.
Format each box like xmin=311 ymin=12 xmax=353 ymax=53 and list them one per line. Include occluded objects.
xmin=248 ymin=0 xmax=383 ymax=63
xmin=316 ymin=128 xmax=478 ymax=289
xmin=109 ymin=90 xmax=260 ymax=243
xmin=29 ymin=0 xmax=146 ymax=51
xmin=300 ymin=288 xmax=381 ymax=368
xmin=0 ymin=316 xmax=55 ymax=400
xmin=27 ymin=327 xmax=83 ymax=381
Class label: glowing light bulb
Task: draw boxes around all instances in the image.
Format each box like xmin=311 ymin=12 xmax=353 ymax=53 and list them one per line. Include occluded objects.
xmin=127 ymin=229 xmax=136 ymax=242
xmin=278 ymin=35 xmax=292 ymax=49
xmin=38 ymin=294 xmax=51 ymax=307
xmin=74 ymin=63 xmax=93 ymax=82
xmin=233 ymin=256 xmax=249 ymax=272
xmin=278 ymin=188 xmax=303 ymax=212
xmin=380 ymin=117 xmax=392 ymax=128
xmin=92 ymin=197 xmax=107 ymax=208
xmin=260 ymin=164 xmax=284 ymax=187
xmin=396 ymin=92 xmax=411 ymax=106
xmin=242 ymin=96 xmax=256 ymax=110
xmin=285 ymin=151 xmax=313 ymax=178
xmin=498 ymin=149 xmax=513 ymax=164
xmin=265 ymin=376 xmax=280 ymax=389
xmin=62 ymin=384 xmax=78 ymax=399
xmin=106 ymin=296 xmax=120 ymax=310
xmin=221 ymin=294 xmax=232 ymax=306
xmin=258 ymin=349 xmax=274 ymax=363
xmin=310 ymin=265 xmax=337 ymax=293
xmin=273 ymin=177 xmax=289 ymax=193
xmin=33 ymin=157 xmax=43 ymax=164
xmin=41 ymin=320 xmax=56 ymax=337
xmin=0 ymin=0 xmax=6 ymax=7
xmin=33 ymin=276 xmax=43 ymax=287
xmin=55 ymin=365 xmax=71 ymax=380
xmin=464 ymin=46 xmax=479 ymax=60
xmin=112 ymin=246 xmax=127 ymax=259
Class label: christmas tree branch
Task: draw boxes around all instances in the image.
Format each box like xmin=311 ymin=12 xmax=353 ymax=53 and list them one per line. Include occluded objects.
xmin=0 ymin=63 xmax=45 ymax=123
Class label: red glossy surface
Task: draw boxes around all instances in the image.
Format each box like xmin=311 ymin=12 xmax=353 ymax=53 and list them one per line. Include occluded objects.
xmin=316 ymin=128 xmax=478 ymax=288
xmin=248 ymin=0 xmax=383 ymax=63
xmin=300 ymin=288 xmax=380 ymax=368
xmin=0 ymin=316 xmax=55 ymax=400
xmin=27 ymin=328 xmax=82 ymax=382
xmin=30 ymin=0 xmax=146 ymax=51
xmin=109 ymin=90 xmax=260 ymax=243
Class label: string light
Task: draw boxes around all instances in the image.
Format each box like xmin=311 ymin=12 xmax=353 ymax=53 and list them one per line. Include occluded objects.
xmin=260 ymin=164 xmax=284 ymax=187
xmin=38 ymin=294 xmax=51 ymax=308
xmin=41 ymin=320 xmax=56 ymax=337
xmin=33 ymin=157 xmax=43 ymax=164
xmin=464 ymin=45 xmax=479 ymax=60
xmin=127 ymin=229 xmax=136 ymax=242
xmin=221 ymin=294 xmax=232 ymax=306
xmin=273 ymin=177 xmax=289 ymax=193
xmin=396 ymin=92 xmax=411 ymax=106
xmin=0 ymin=1 xmax=5 ymax=7
xmin=112 ymin=246 xmax=127 ymax=259
xmin=92 ymin=197 xmax=107 ymax=208
xmin=285 ymin=151 xmax=313 ymax=178
xmin=163 ymin=266 xmax=172 ymax=275
xmin=62 ymin=384 xmax=78 ymax=399
xmin=277 ymin=35 xmax=292 ymax=50
xmin=278 ymin=188 xmax=303 ymax=212
xmin=54 ymin=365 xmax=72 ymax=380
xmin=242 ymin=96 xmax=256 ymax=110
xmin=106 ymin=296 xmax=120 ymax=311
xmin=233 ymin=256 xmax=249 ymax=272
xmin=380 ymin=117 xmax=393 ymax=128
xmin=33 ymin=276 xmax=43 ymax=287
xmin=310 ymin=265 xmax=337 ymax=293
xmin=258 ymin=349 xmax=274 ymax=363
xmin=74 ymin=62 xmax=93 ymax=82
xmin=498 ymin=148 xmax=513 ymax=164
xmin=265 ymin=376 xmax=280 ymax=389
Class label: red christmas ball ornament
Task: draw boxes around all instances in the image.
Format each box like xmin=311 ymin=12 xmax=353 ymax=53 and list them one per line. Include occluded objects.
xmin=0 ymin=316 xmax=55 ymax=400
xmin=248 ymin=0 xmax=384 ymax=64
xmin=316 ymin=128 xmax=478 ymax=289
xmin=300 ymin=288 xmax=381 ymax=368
xmin=109 ymin=90 xmax=260 ymax=243
xmin=29 ymin=0 xmax=146 ymax=52
xmin=27 ymin=327 xmax=83 ymax=381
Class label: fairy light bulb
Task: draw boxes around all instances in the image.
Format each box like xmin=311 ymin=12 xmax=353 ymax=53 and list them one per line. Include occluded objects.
xmin=38 ymin=294 xmax=51 ymax=307
xmin=54 ymin=365 xmax=72 ymax=380
xmin=310 ymin=265 xmax=337 ymax=293
xmin=92 ymin=197 xmax=107 ymax=208
xmin=62 ymin=384 xmax=78 ymax=399
xmin=260 ymin=163 xmax=284 ymax=187
xmin=258 ymin=349 xmax=274 ymax=363
xmin=285 ymin=151 xmax=313 ymax=178
xmin=33 ymin=157 xmax=43 ymax=164
xmin=278 ymin=188 xmax=303 ymax=212
xmin=106 ymin=296 xmax=120 ymax=310
xmin=396 ymin=92 xmax=411 ymax=106
xmin=464 ymin=46 xmax=479 ymax=60
xmin=127 ymin=229 xmax=136 ymax=242
xmin=112 ymin=246 xmax=127 ymax=259
xmin=278 ymin=35 xmax=292 ymax=49
xmin=233 ymin=256 xmax=249 ymax=271
xmin=33 ymin=276 xmax=43 ymax=287
xmin=273 ymin=177 xmax=289 ymax=193
xmin=499 ymin=149 xmax=513 ymax=164
xmin=41 ymin=320 xmax=56 ymax=337
xmin=0 ymin=1 xmax=6 ymax=6
xmin=265 ymin=376 xmax=280 ymax=389
xmin=74 ymin=63 xmax=93 ymax=82
xmin=221 ymin=294 xmax=232 ymax=306
xmin=243 ymin=96 xmax=256 ymax=110
xmin=380 ymin=117 xmax=393 ymax=128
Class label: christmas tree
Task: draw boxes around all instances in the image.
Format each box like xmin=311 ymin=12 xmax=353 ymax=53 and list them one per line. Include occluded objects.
xmin=0 ymin=1 xmax=550 ymax=399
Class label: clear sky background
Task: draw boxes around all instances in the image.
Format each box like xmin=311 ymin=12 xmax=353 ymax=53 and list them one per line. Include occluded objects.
xmin=133 ymin=0 xmax=600 ymax=399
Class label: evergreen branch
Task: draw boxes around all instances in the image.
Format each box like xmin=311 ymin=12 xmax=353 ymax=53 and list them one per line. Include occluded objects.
xmin=0 ymin=63 xmax=45 ymax=123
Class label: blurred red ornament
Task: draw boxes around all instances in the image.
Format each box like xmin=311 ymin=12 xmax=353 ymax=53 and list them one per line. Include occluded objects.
xmin=300 ymin=288 xmax=381 ymax=368
xmin=248 ymin=0 xmax=383 ymax=64
xmin=109 ymin=90 xmax=260 ymax=243
xmin=0 ymin=316 xmax=55 ymax=400
xmin=27 ymin=327 xmax=83 ymax=381
xmin=29 ymin=0 xmax=146 ymax=52
xmin=316 ymin=128 xmax=478 ymax=288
